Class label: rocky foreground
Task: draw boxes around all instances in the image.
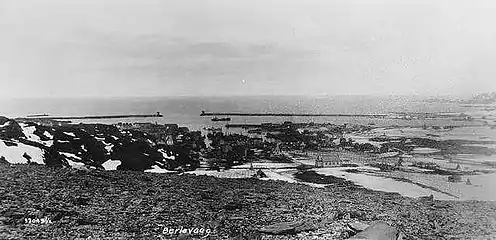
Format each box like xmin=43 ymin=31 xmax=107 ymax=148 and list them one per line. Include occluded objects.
xmin=1 ymin=163 xmax=496 ymax=240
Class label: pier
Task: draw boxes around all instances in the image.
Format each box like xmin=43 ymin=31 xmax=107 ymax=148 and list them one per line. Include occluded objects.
xmin=26 ymin=112 xmax=163 ymax=120
xmin=201 ymin=111 xmax=388 ymax=118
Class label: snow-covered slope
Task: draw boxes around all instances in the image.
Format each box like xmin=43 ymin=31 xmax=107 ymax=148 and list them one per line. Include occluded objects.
xmin=0 ymin=117 xmax=186 ymax=172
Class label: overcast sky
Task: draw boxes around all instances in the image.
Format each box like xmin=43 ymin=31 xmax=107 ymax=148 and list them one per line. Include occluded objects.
xmin=1 ymin=0 xmax=495 ymax=98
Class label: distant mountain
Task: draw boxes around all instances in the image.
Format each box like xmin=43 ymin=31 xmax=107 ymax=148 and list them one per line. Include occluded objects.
xmin=0 ymin=117 xmax=199 ymax=172
xmin=464 ymin=92 xmax=496 ymax=104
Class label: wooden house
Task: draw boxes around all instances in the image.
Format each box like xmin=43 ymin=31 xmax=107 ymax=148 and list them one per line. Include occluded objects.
xmin=315 ymin=155 xmax=342 ymax=167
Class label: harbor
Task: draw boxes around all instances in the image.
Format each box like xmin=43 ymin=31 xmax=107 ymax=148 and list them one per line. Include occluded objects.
xmin=201 ymin=110 xmax=388 ymax=118
xmin=201 ymin=110 xmax=473 ymax=121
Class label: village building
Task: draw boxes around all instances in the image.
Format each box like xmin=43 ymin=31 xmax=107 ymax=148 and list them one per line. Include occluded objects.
xmin=272 ymin=143 xmax=282 ymax=155
xmin=262 ymin=134 xmax=277 ymax=143
xmin=315 ymin=154 xmax=343 ymax=167
xmin=157 ymin=135 xmax=174 ymax=146
xmin=448 ymin=174 xmax=462 ymax=182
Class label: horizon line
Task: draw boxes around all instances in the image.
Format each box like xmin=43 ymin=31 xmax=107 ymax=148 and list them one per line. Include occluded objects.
xmin=0 ymin=93 xmax=476 ymax=100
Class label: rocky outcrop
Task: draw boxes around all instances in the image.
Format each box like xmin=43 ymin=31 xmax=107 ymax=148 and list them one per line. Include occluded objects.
xmin=0 ymin=117 xmax=198 ymax=172
xmin=252 ymin=169 xmax=267 ymax=178
xmin=349 ymin=221 xmax=403 ymax=240
xmin=348 ymin=221 xmax=369 ymax=232
xmin=0 ymin=117 xmax=25 ymax=139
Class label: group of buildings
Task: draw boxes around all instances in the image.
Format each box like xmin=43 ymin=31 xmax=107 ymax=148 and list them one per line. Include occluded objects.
xmin=116 ymin=122 xmax=204 ymax=151
xmin=205 ymin=121 xmax=362 ymax=167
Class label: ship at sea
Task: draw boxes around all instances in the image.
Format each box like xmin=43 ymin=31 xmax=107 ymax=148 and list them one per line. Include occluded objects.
xmin=211 ymin=117 xmax=231 ymax=122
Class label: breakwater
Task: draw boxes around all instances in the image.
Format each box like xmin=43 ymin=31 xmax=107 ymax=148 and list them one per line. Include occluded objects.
xmin=25 ymin=113 xmax=163 ymax=120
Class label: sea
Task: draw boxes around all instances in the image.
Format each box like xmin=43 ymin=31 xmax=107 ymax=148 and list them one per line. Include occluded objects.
xmin=0 ymin=95 xmax=470 ymax=131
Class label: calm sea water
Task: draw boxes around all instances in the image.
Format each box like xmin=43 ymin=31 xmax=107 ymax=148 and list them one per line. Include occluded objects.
xmin=0 ymin=95 xmax=469 ymax=131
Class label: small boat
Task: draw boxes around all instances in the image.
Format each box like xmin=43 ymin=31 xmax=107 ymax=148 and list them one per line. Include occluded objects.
xmin=211 ymin=117 xmax=231 ymax=122
xmin=466 ymin=178 xmax=472 ymax=185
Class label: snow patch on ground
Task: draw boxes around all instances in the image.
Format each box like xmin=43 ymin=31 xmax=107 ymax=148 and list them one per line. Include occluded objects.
xmin=63 ymin=132 xmax=76 ymax=137
xmin=44 ymin=140 xmax=54 ymax=147
xmin=20 ymin=124 xmax=40 ymax=142
xmin=0 ymin=140 xmax=45 ymax=164
xmin=159 ymin=149 xmax=175 ymax=160
xmin=145 ymin=165 xmax=174 ymax=173
xmin=18 ymin=124 xmax=53 ymax=147
xmin=189 ymin=168 xmax=326 ymax=188
xmin=315 ymin=167 xmax=456 ymax=200
xmin=265 ymin=169 xmax=327 ymax=188
xmin=43 ymin=131 xmax=53 ymax=139
xmin=370 ymin=126 xmax=496 ymax=142
xmin=260 ymin=170 xmax=297 ymax=183
xmin=344 ymin=133 xmax=385 ymax=148
xmin=60 ymin=152 xmax=88 ymax=170
xmin=65 ymin=159 xmax=86 ymax=170
xmin=102 ymin=160 xmax=121 ymax=170
xmin=412 ymin=147 xmax=441 ymax=154
xmin=0 ymin=121 xmax=11 ymax=128
xmin=189 ymin=169 xmax=255 ymax=178
xmin=100 ymin=141 xmax=114 ymax=153
xmin=60 ymin=152 xmax=81 ymax=160
xmin=452 ymin=173 xmax=496 ymax=201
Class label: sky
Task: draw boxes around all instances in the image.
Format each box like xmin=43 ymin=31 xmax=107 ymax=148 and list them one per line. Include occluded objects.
xmin=1 ymin=0 xmax=496 ymax=98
